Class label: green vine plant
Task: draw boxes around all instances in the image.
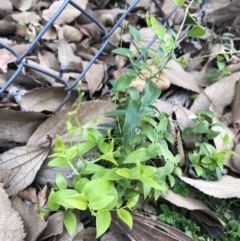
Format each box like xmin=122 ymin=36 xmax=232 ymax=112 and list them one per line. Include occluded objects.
xmin=40 ymin=3 xmax=236 ymax=238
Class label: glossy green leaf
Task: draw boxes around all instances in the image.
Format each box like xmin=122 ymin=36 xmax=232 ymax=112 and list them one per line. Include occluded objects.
xmin=187 ymin=26 xmax=206 ymax=37
xmin=194 ymin=165 xmax=203 ymax=176
xmin=56 ymin=172 xmax=67 ymax=190
xmin=117 ymin=209 xmax=133 ymax=229
xmin=89 ymin=195 xmax=114 ymax=210
xmin=64 ymin=212 xmax=76 ymax=236
xmin=55 ymin=135 xmax=65 ymax=151
xmin=96 ymin=209 xmax=111 ymax=238
xmin=116 ymin=168 xmax=131 ymax=178
xmin=172 ymin=0 xmax=185 ymax=6
xmin=127 ymin=194 xmax=139 ymax=208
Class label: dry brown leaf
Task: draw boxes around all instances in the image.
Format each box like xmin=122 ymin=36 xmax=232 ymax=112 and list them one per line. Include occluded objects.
xmin=0 ymin=0 xmax=12 ymax=13
xmin=153 ymin=99 xmax=174 ymax=116
xmin=73 ymin=227 xmax=97 ymax=240
xmin=38 ymin=212 xmax=64 ymax=240
xmin=127 ymin=0 xmax=152 ymax=9
xmin=111 ymin=211 xmax=195 ymax=241
xmin=27 ymin=100 xmax=115 ymax=146
xmin=27 ymin=60 xmax=63 ymax=87
xmin=60 ymin=25 xmax=84 ymax=42
xmin=0 ymin=109 xmax=47 ymax=143
xmin=11 ymin=196 xmax=47 ymax=241
xmin=20 ymin=87 xmax=75 ymax=112
xmin=0 ymin=169 xmax=12 ymax=183
xmin=57 ymin=39 xmax=82 ymax=71
xmin=10 ymin=0 xmax=35 ymax=11
xmin=11 ymin=12 xmax=41 ymax=24
xmin=0 ymin=184 xmax=26 ymax=241
xmin=207 ymin=0 xmax=239 ymax=23
xmin=174 ymin=105 xmax=202 ymax=149
xmin=17 ymin=186 xmax=39 ymax=204
xmin=0 ymin=44 xmax=29 ymax=73
xmin=162 ymin=190 xmax=225 ymax=225
xmin=42 ymin=0 xmax=88 ymax=25
xmin=190 ymin=72 xmax=240 ymax=116
xmin=180 ymin=175 xmax=240 ymax=198
xmin=0 ymin=20 xmax=16 ymax=35
xmin=58 ymin=221 xmax=84 ymax=240
xmin=37 ymin=184 xmax=48 ymax=207
xmin=100 ymin=231 xmax=129 ymax=241
xmin=232 ymin=143 xmax=240 ymax=173
xmin=0 ymin=145 xmax=50 ymax=196
xmin=163 ymin=60 xmax=200 ymax=93
xmin=82 ymin=61 xmax=104 ymax=97
xmin=38 ymin=51 xmax=60 ymax=72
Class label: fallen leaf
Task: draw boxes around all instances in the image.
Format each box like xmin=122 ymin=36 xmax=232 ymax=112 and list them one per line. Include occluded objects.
xmin=180 ymin=175 xmax=240 ymax=198
xmin=232 ymin=80 xmax=240 ymax=128
xmin=0 ymin=184 xmax=26 ymax=241
xmin=190 ymin=72 xmax=240 ymax=116
xmin=11 ymin=196 xmax=48 ymax=241
xmin=42 ymin=0 xmax=88 ymax=25
xmin=163 ymin=60 xmax=200 ymax=93
xmin=27 ymin=100 xmax=115 ymax=146
xmin=73 ymin=227 xmax=97 ymax=240
xmin=10 ymin=0 xmax=35 ymax=11
xmin=17 ymin=186 xmax=39 ymax=204
xmin=82 ymin=61 xmax=104 ymax=97
xmin=20 ymin=87 xmax=76 ymax=112
xmin=100 ymin=231 xmax=129 ymax=241
xmin=0 ymin=109 xmax=47 ymax=143
xmin=36 ymin=212 xmax=64 ymax=241
xmin=0 ymin=144 xmax=50 ymax=196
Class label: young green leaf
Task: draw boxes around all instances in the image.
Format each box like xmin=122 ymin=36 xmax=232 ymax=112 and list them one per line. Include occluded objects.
xmin=64 ymin=212 xmax=77 ymax=236
xmin=172 ymin=0 xmax=185 ymax=6
xmin=129 ymin=25 xmax=141 ymax=42
xmin=112 ymin=48 xmax=134 ymax=58
xmin=96 ymin=209 xmax=111 ymax=238
xmin=89 ymin=195 xmax=114 ymax=210
xmin=56 ymin=173 xmax=67 ymax=190
xmin=117 ymin=209 xmax=133 ymax=229
xmin=47 ymin=190 xmax=60 ymax=211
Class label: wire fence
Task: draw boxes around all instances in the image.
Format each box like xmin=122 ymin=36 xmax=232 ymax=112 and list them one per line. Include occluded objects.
xmin=0 ymin=0 xmax=180 ymax=111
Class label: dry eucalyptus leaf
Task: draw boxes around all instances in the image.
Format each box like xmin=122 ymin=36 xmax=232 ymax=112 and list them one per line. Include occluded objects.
xmin=163 ymin=60 xmax=200 ymax=93
xmin=0 ymin=184 xmax=26 ymax=241
xmin=38 ymin=212 xmax=64 ymax=240
xmin=180 ymin=175 xmax=240 ymax=198
xmin=11 ymin=196 xmax=48 ymax=241
xmin=0 ymin=109 xmax=47 ymax=143
xmin=153 ymin=99 xmax=174 ymax=116
xmin=27 ymin=100 xmax=115 ymax=146
xmin=42 ymin=0 xmax=88 ymax=25
xmin=82 ymin=61 xmax=104 ymax=97
xmin=190 ymin=72 xmax=240 ymax=116
xmin=0 ymin=145 xmax=50 ymax=196
xmin=20 ymin=87 xmax=75 ymax=112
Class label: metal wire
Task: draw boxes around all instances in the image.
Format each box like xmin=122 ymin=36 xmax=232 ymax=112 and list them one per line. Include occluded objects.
xmin=0 ymin=0 xmax=183 ymax=111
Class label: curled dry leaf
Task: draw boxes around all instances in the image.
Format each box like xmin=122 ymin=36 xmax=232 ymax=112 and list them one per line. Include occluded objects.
xmin=11 ymin=196 xmax=48 ymax=241
xmin=131 ymin=65 xmax=170 ymax=91
xmin=42 ymin=0 xmax=88 ymax=25
xmin=232 ymin=143 xmax=240 ymax=173
xmin=17 ymin=186 xmax=39 ymax=204
xmin=162 ymin=190 xmax=225 ymax=225
xmin=20 ymin=86 xmax=75 ymax=112
xmin=0 ymin=109 xmax=47 ymax=143
xmin=190 ymin=71 xmax=240 ymax=116
xmin=27 ymin=100 xmax=115 ymax=147
xmin=37 ymin=212 xmax=64 ymax=240
xmin=0 ymin=144 xmax=50 ymax=196
xmin=180 ymin=175 xmax=240 ymax=198
xmin=163 ymin=59 xmax=200 ymax=93
xmin=0 ymin=184 xmax=26 ymax=241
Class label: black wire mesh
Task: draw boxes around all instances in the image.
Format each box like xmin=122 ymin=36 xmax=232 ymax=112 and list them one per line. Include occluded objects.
xmin=0 ymin=0 xmax=180 ymax=111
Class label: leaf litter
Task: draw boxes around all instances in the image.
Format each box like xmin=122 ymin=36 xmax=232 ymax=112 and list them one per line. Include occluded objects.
xmin=1 ymin=0 xmax=240 ymax=240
